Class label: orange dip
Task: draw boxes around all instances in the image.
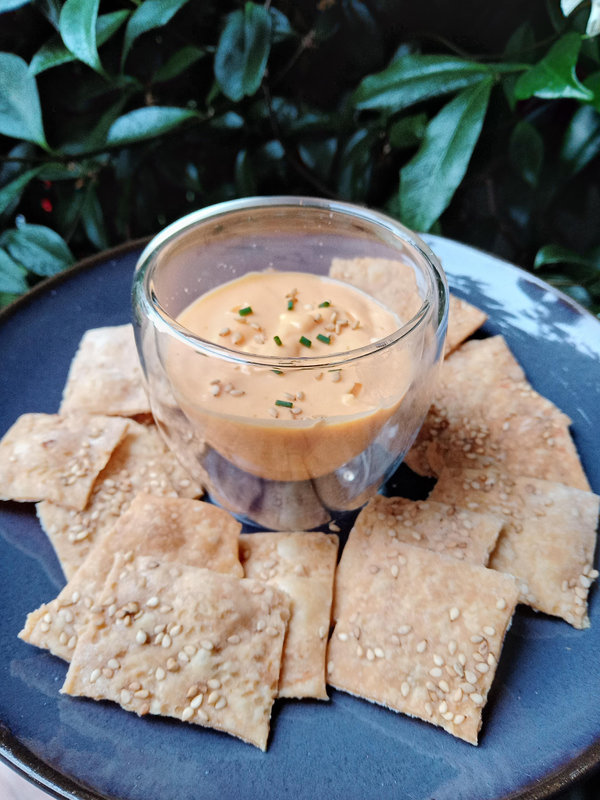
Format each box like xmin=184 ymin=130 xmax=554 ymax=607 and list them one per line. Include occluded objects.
xmin=168 ymin=271 xmax=413 ymax=482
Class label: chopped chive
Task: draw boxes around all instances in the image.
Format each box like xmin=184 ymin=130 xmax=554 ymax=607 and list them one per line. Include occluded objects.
xmin=273 ymin=335 xmax=283 ymax=346
xmin=287 ymin=299 xmax=294 ymax=310
xmin=318 ymin=301 xmax=331 ymax=307
xmin=299 ymin=335 xmax=312 ymax=348
xmin=238 ymin=306 xmax=253 ymax=316
xmin=316 ymin=333 xmax=331 ymax=344
xmin=275 ymin=399 xmax=293 ymax=408
xmin=271 ymin=369 xmax=284 ymax=375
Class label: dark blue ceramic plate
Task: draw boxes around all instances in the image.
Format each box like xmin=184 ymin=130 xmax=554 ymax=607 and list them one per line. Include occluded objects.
xmin=0 ymin=236 xmax=598 ymax=800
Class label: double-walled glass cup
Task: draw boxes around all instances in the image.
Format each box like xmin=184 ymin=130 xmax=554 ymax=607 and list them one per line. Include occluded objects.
xmin=132 ymin=197 xmax=448 ymax=529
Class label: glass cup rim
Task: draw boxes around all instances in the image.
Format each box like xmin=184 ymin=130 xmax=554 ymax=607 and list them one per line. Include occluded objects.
xmin=133 ymin=195 xmax=448 ymax=369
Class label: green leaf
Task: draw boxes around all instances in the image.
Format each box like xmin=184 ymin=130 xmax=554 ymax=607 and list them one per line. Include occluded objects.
xmin=62 ymin=93 xmax=132 ymax=154
xmin=31 ymin=11 xmax=130 ymax=75
xmin=298 ymin=137 xmax=336 ymax=175
xmin=388 ymin=113 xmax=428 ymax=149
xmin=561 ymin=0 xmax=600 ymax=36
xmin=106 ymin=106 xmax=198 ymax=146
xmin=59 ymin=0 xmax=103 ymax=74
xmin=534 ymin=243 xmax=597 ymax=269
xmin=214 ymin=2 xmax=272 ymax=102
xmin=584 ymin=71 xmax=600 ymax=111
xmin=0 ymin=53 xmax=48 ymax=148
xmin=269 ymin=7 xmax=295 ymax=43
xmin=35 ymin=0 xmax=62 ymax=27
xmin=0 ymin=0 xmax=31 ymax=12
xmin=560 ymin=105 xmax=600 ymax=176
xmin=337 ymin=129 xmax=376 ymax=200
xmin=122 ymin=0 xmax=191 ymax=67
xmin=30 ymin=36 xmax=80 ymax=75
xmin=211 ymin=111 xmax=245 ymax=130
xmin=38 ymin=162 xmax=87 ymax=181
xmin=0 ymin=248 xmax=28 ymax=294
xmin=534 ymin=245 xmax=600 ymax=286
xmin=153 ymin=45 xmax=207 ymax=84
xmin=513 ymin=33 xmax=593 ymax=102
xmin=509 ymin=121 xmax=544 ymax=186
xmin=504 ymin=22 xmax=537 ymax=62
xmin=352 ymin=54 xmax=493 ymax=111
xmin=1 ymin=223 xmax=74 ymax=277
xmin=81 ymin=184 xmax=109 ymax=250
xmin=0 ymin=167 xmax=43 ymax=214
xmin=503 ymin=22 xmax=537 ymax=109
xmin=399 ymin=78 xmax=492 ymax=232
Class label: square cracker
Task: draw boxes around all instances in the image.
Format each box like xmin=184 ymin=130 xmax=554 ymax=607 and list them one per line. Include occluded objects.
xmin=240 ymin=532 xmax=338 ymax=699
xmin=430 ymin=468 xmax=599 ymax=628
xmin=333 ymin=496 xmax=503 ymax=621
xmin=61 ymin=554 xmax=290 ymax=750
xmin=329 ymin=257 xmax=422 ymax=323
xmin=37 ymin=421 xmax=202 ymax=579
xmin=403 ymin=335 xmax=588 ymax=491
xmin=405 ymin=336 xmax=529 ymax=476
xmin=445 ymin=295 xmax=488 ymax=355
xmin=327 ymin=541 xmax=519 ymax=745
xmin=0 ymin=412 xmax=129 ymax=510
xmin=20 ymin=493 xmax=243 ymax=661
xmin=329 ymin=256 xmax=486 ymax=351
xmin=425 ymin=388 xmax=589 ymax=491
xmin=60 ymin=324 xmax=151 ymax=417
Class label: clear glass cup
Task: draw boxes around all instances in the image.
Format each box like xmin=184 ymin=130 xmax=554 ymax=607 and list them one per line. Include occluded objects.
xmin=132 ymin=196 xmax=448 ymax=529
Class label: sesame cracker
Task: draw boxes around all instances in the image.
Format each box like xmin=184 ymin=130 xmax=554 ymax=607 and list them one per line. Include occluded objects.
xmin=430 ymin=468 xmax=599 ymax=628
xmin=0 ymin=412 xmax=129 ymax=510
xmin=333 ymin=495 xmax=503 ymax=622
xmin=36 ymin=421 xmax=201 ymax=578
xmin=240 ymin=532 xmax=338 ymax=699
xmin=20 ymin=493 xmax=243 ymax=661
xmin=61 ymin=554 xmax=290 ymax=750
xmin=60 ymin=324 xmax=151 ymax=417
xmin=327 ymin=541 xmax=519 ymax=745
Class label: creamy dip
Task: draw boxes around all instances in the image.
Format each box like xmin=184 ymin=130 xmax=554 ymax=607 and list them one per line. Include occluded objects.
xmin=167 ymin=270 xmax=414 ymax=482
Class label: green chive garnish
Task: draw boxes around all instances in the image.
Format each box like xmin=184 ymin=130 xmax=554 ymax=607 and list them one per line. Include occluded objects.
xmin=271 ymin=369 xmax=284 ymax=375
xmin=318 ymin=301 xmax=331 ymax=308
xmin=273 ymin=335 xmax=283 ymax=346
xmin=317 ymin=334 xmax=331 ymax=344
xmin=275 ymin=399 xmax=293 ymax=408
xmin=299 ymin=336 xmax=312 ymax=348
xmin=287 ymin=299 xmax=294 ymax=310
xmin=238 ymin=306 xmax=252 ymax=316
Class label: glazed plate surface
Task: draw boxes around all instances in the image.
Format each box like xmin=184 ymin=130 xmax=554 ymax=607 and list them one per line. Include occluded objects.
xmin=0 ymin=235 xmax=598 ymax=800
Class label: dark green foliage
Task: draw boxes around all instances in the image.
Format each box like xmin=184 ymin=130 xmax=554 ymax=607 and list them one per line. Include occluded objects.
xmin=1 ymin=0 xmax=599 ymax=316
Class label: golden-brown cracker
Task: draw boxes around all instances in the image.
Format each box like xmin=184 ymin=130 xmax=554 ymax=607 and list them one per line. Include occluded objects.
xmin=61 ymin=554 xmax=290 ymax=750
xmin=60 ymin=324 xmax=150 ymax=417
xmin=403 ymin=335 xmax=587 ymax=490
xmin=426 ymin=394 xmax=589 ymax=491
xmin=404 ymin=336 xmax=527 ymax=476
xmin=430 ymin=468 xmax=599 ymax=628
xmin=20 ymin=493 xmax=243 ymax=661
xmin=0 ymin=412 xmax=129 ymax=510
xmin=445 ymin=295 xmax=488 ymax=355
xmin=333 ymin=495 xmax=502 ymax=623
xmin=329 ymin=257 xmax=486 ymax=350
xmin=36 ymin=422 xmax=200 ymax=579
xmin=327 ymin=541 xmax=519 ymax=745
xmin=329 ymin=257 xmax=422 ymax=323
xmin=240 ymin=532 xmax=338 ymax=699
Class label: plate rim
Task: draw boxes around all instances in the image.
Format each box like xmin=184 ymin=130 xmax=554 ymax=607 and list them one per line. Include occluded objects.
xmin=0 ymin=234 xmax=598 ymax=800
